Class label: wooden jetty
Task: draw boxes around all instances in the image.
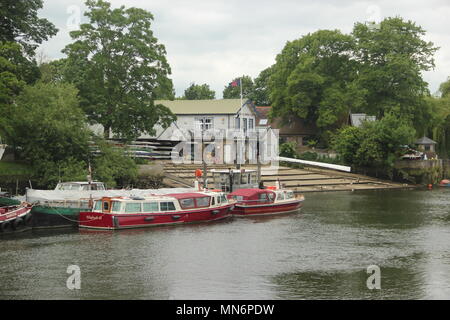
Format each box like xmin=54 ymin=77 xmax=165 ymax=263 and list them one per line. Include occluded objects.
xmin=159 ymin=161 xmax=414 ymax=193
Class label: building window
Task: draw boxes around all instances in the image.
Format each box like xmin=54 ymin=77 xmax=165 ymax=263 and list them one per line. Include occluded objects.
xmin=235 ymin=117 xmax=240 ymax=129
xmin=195 ymin=117 xmax=213 ymax=130
xmin=243 ymin=118 xmax=248 ymax=132
xmin=249 ymin=118 xmax=254 ymax=129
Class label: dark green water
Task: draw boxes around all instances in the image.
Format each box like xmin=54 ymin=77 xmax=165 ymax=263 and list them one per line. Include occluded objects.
xmin=1 ymin=188 xmax=449 ymax=299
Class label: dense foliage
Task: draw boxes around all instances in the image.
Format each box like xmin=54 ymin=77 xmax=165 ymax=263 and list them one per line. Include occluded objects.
xmin=332 ymin=113 xmax=416 ymax=171
xmin=183 ymin=83 xmax=215 ymax=100
xmin=62 ymin=0 xmax=176 ymax=141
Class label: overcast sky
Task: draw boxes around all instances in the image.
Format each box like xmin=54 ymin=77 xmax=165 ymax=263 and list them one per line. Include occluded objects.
xmin=38 ymin=0 xmax=450 ymax=99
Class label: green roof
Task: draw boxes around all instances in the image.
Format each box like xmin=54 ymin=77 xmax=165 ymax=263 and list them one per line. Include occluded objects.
xmin=155 ymin=99 xmax=244 ymax=115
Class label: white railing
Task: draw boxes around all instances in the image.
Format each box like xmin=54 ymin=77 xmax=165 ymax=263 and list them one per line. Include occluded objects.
xmin=277 ymin=156 xmax=351 ymax=172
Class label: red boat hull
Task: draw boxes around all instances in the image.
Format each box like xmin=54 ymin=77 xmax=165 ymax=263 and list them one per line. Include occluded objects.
xmin=0 ymin=205 xmax=33 ymax=233
xmin=79 ymin=204 xmax=234 ymax=230
xmin=232 ymin=199 xmax=303 ymax=217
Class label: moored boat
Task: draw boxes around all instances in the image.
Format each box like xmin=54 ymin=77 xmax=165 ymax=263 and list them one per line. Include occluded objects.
xmin=0 ymin=203 xmax=33 ymax=234
xmin=228 ymin=187 xmax=304 ymax=217
xmin=79 ymin=191 xmax=234 ymax=230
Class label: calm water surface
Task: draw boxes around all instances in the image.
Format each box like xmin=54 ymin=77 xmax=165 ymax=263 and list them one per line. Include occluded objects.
xmin=1 ymin=188 xmax=449 ymax=299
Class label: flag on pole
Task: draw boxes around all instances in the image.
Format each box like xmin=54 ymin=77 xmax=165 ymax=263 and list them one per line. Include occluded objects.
xmin=230 ymin=79 xmax=241 ymax=87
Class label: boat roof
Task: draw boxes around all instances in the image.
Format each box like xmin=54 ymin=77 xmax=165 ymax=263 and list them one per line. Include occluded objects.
xmin=165 ymin=192 xmax=212 ymax=199
xmin=58 ymin=181 xmax=104 ymax=185
xmin=230 ymin=188 xmax=275 ymax=198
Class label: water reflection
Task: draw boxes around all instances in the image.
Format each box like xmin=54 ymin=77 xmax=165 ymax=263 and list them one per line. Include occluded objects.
xmin=0 ymin=189 xmax=449 ymax=299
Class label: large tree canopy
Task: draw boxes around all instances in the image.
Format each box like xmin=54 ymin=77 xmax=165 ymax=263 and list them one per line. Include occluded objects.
xmin=62 ymin=0 xmax=176 ymax=141
xmin=269 ymin=30 xmax=363 ymax=131
xmin=0 ymin=0 xmax=58 ymax=56
xmin=353 ymin=17 xmax=438 ymax=128
xmin=183 ymin=82 xmax=215 ymax=100
xmin=250 ymin=66 xmax=273 ymax=106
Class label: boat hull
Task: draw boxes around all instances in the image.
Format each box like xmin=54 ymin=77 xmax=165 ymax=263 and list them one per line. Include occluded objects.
xmin=232 ymin=199 xmax=303 ymax=217
xmin=30 ymin=206 xmax=80 ymax=229
xmin=79 ymin=204 xmax=234 ymax=230
xmin=0 ymin=205 xmax=33 ymax=234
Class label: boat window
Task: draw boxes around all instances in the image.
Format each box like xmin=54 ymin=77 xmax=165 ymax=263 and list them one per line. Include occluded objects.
xmin=233 ymin=195 xmax=243 ymax=201
xmin=125 ymin=202 xmax=142 ymax=213
xmin=195 ymin=197 xmax=210 ymax=207
xmin=277 ymin=192 xmax=285 ymax=200
xmin=211 ymin=197 xmax=216 ymax=205
xmin=286 ymin=191 xmax=294 ymax=199
xmin=143 ymin=202 xmax=159 ymax=212
xmin=160 ymin=202 xmax=176 ymax=211
xmin=111 ymin=201 xmax=122 ymax=212
xmin=221 ymin=194 xmax=227 ymax=203
xmin=93 ymin=201 xmax=102 ymax=211
xmin=179 ymin=198 xmax=195 ymax=209
xmin=268 ymin=193 xmax=275 ymax=202
xmin=259 ymin=193 xmax=268 ymax=201
xmin=103 ymin=201 xmax=110 ymax=211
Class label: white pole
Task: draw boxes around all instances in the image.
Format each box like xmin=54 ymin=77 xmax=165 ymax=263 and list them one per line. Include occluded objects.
xmin=240 ymin=77 xmax=243 ymax=108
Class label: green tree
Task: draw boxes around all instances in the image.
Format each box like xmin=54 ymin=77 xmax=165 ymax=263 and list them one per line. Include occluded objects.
xmin=223 ymin=75 xmax=254 ymax=99
xmin=62 ymin=0 xmax=176 ymax=141
xmin=91 ymin=138 xmax=138 ymax=188
xmin=0 ymin=41 xmax=45 ymax=141
xmin=6 ymin=82 xmax=91 ymax=164
xmin=183 ymin=82 xmax=215 ymax=100
xmin=269 ymin=30 xmax=364 ymax=136
xmin=250 ymin=67 xmax=272 ymax=106
xmin=352 ymin=17 xmax=438 ymax=128
xmin=439 ymin=77 xmax=450 ymax=98
xmin=0 ymin=0 xmax=58 ymax=56
xmin=333 ymin=112 xmax=416 ymax=171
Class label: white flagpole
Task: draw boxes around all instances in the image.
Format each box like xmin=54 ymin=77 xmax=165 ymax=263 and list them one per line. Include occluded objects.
xmin=240 ymin=77 xmax=243 ymax=108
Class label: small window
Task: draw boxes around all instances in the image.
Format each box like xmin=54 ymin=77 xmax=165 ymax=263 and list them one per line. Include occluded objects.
xmin=195 ymin=197 xmax=210 ymax=207
xmin=211 ymin=197 xmax=215 ymax=205
xmin=268 ymin=193 xmax=275 ymax=201
xmin=180 ymin=198 xmax=195 ymax=209
xmin=221 ymin=194 xmax=227 ymax=203
xmin=233 ymin=195 xmax=244 ymax=201
xmin=103 ymin=201 xmax=110 ymax=211
xmin=160 ymin=202 xmax=176 ymax=211
xmin=143 ymin=202 xmax=159 ymax=212
xmin=277 ymin=193 xmax=285 ymax=200
xmin=111 ymin=201 xmax=122 ymax=212
xmin=93 ymin=201 xmax=102 ymax=211
xmin=125 ymin=202 xmax=142 ymax=213
xmin=286 ymin=192 xmax=294 ymax=199
xmin=259 ymin=193 xmax=268 ymax=201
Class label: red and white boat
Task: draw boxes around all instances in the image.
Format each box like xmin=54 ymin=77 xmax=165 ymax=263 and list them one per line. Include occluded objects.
xmin=0 ymin=203 xmax=33 ymax=233
xmin=79 ymin=191 xmax=234 ymax=230
xmin=228 ymin=187 xmax=304 ymax=217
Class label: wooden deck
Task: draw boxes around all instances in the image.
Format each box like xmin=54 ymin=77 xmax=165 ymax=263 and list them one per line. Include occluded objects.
xmin=159 ymin=161 xmax=414 ymax=193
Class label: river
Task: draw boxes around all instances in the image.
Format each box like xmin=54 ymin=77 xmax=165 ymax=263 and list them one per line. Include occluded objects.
xmin=1 ymin=188 xmax=449 ymax=299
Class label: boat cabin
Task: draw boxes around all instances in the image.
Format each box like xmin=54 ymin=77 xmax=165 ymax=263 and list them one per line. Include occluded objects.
xmin=55 ymin=181 xmax=106 ymax=191
xmin=228 ymin=188 xmax=296 ymax=204
xmin=211 ymin=169 xmax=259 ymax=192
xmin=92 ymin=191 xmax=229 ymax=214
